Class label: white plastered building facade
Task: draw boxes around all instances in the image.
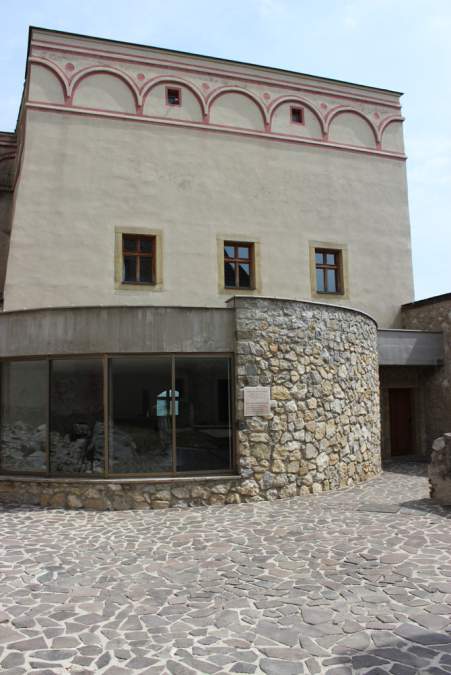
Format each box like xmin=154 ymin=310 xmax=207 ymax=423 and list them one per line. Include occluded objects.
xmin=3 ymin=27 xmax=412 ymax=326
xmin=2 ymin=28 xmax=444 ymax=510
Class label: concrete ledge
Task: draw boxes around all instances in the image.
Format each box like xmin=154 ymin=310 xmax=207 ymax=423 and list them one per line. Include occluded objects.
xmin=378 ymin=328 xmax=444 ymax=366
xmin=0 ymin=305 xmax=234 ymax=357
xmin=0 ymin=474 xmax=240 ymax=484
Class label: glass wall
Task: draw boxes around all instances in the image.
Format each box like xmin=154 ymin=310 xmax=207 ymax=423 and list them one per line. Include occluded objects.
xmin=0 ymin=355 xmax=233 ymax=477
xmin=109 ymin=357 xmax=173 ymax=474
xmin=50 ymin=359 xmax=104 ymax=475
xmin=0 ymin=361 xmax=48 ymax=473
xmin=175 ymin=358 xmax=232 ymax=472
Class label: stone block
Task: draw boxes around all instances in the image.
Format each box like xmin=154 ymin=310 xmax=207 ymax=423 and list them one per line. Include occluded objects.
xmin=429 ymin=433 xmax=451 ymax=505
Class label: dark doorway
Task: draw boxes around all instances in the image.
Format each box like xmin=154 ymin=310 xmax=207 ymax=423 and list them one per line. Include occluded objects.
xmin=389 ymin=388 xmax=414 ymax=456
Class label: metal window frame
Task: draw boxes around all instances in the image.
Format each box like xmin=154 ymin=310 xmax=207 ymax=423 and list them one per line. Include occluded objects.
xmin=0 ymin=352 xmax=236 ymax=480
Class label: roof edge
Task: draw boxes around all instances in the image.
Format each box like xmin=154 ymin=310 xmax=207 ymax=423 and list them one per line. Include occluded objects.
xmin=28 ymin=25 xmax=404 ymax=98
xmin=402 ymin=292 xmax=451 ymax=309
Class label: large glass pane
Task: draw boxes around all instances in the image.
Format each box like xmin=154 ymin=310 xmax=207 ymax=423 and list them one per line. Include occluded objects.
xmin=123 ymin=236 xmax=137 ymax=252
xmin=140 ymin=237 xmax=153 ymax=253
xmin=140 ymin=257 xmax=153 ymax=283
xmin=175 ymin=357 xmax=232 ymax=472
xmin=316 ymin=268 xmax=325 ymax=292
xmin=239 ymin=263 xmax=251 ymax=288
xmin=224 ymin=262 xmax=236 ymax=287
xmin=327 ymin=269 xmax=337 ymax=292
xmin=326 ymin=252 xmax=336 ymax=265
xmin=110 ymin=357 xmax=173 ymax=474
xmin=0 ymin=361 xmax=47 ymax=473
xmin=50 ymin=359 xmax=104 ymax=475
xmin=123 ymin=256 xmax=137 ymax=282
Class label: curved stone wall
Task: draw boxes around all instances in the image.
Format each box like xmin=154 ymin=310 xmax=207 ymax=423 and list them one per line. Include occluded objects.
xmin=233 ymin=297 xmax=381 ymax=497
xmin=0 ymin=298 xmax=381 ymax=508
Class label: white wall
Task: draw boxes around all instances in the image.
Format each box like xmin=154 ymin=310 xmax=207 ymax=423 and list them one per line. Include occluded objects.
xmin=4 ymin=108 xmax=414 ymax=327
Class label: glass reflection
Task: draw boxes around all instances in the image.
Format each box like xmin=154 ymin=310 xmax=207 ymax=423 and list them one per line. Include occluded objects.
xmin=175 ymin=357 xmax=232 ymax=472
xmin=239 ymin=263 xmax=251 ymax=288
xmin=0 ymin=361 xmax=47 ymax=473
xmin=50 ymin=359 xmax=104 ymax=475
xmin=123 ymin=256 xmax=137 ymax=282
xmin=224 ymin=261 xmax=236 ymax=287
xmin=327 ymin=269 xmax=337 ymax=292
xmin=109 ymin=357 xmax=173 ymax=473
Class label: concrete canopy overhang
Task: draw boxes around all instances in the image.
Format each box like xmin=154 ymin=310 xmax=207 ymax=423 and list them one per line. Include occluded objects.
xmin=0 ymin=305 xmax=234 ymax=358
xmin=378 ymin=328 xmax=444 ymax=366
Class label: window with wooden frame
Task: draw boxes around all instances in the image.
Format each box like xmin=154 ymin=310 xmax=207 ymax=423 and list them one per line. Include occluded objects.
xmin=224 ymin=242 xmax=254 ymax=289
xmin=314 ymin=248 xmax=342 ymax=294
xmin=122 ymin=234 xmax=156 ymax=284
xmin=166 ymin=87 xmax=181 ymax=106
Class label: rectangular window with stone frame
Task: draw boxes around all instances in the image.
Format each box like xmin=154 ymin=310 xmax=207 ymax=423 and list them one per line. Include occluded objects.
xmin=224 ymin=242 xmax=255 ymax=289
xmin=122 ymin=234 xmax=156 ymax=284
xmin=314 ymin=248 xmax=343 ymax=294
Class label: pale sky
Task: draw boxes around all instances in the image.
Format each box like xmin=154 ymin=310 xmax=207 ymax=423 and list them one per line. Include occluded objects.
xmin=1 ymin=0 xmax=450 ymax=301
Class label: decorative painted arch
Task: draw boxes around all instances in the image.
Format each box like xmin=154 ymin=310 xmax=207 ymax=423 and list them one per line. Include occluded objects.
xmin=325 ymin=106 xmax=378 ymax=145
xmin=379 ymin=115 xmax=405 ymax=139
xmin=268 ymin=96 xmax=326 ymax=134
xmin=140 ymin=76 xmax=207 ymax=116
xmin=69 ymin=66 xmax=140 ymax=108
xmin=28 ymin=57 xmax=69 ymax=101
xmin=379 ymin=115 xmax=405 ymax=154
xmin=207 ymin=87 xmax=269 ymax=126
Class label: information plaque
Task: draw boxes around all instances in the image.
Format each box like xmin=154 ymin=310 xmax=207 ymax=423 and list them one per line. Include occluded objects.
xmin=243 ymin=386 xmax=271 ymax=417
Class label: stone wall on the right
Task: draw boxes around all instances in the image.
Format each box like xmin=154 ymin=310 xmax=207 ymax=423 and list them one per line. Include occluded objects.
xmin=402 ymin=295 xmax=451 ymax=450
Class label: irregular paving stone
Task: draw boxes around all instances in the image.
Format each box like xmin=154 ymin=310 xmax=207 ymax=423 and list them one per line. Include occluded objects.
xmin=0 ymin=627 xmax=25 ymax=645
xmin=230 ymin=663 xmax=257 ymax=673
xmin=301 ymin=608 xmax=333 ymax=625
xmin=29 ymin=649 xmax=77 ymax=661
xmin=8 ymin=637 xmax=47 ymax=651
xmin=389 ymin=665 xmax=417 ymax=675
xmin=0 ymin=462 xmax=450 ymax=675
xmin=260 ymin=658 xmax=304 ymax=675
xmin=335 ymin=632 xmax=371 ymax=650
xmin=1 ymin=652 xmax=25 ymax=668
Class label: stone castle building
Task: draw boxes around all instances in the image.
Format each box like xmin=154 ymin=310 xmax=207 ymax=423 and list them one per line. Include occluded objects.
xmin=0 ymin=27 xmax=448 ymax=509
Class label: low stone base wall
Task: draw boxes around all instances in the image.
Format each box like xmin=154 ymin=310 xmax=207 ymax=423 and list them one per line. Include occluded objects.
xmin=429 ymin=434 xmax=451 ymax=506
xmin=0 ymin=465 xmax=379 ymax=511
xmin=0 ymin=476 xmax=249 ymax=510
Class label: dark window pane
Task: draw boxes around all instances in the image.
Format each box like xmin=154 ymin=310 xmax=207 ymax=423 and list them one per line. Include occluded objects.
xmin=326 ymin=253 xmax=336 ymax=265
xmin=327 ymin=269 xmax=337 ymax=292
xmin=123 ymin=236 xmax=137 ymax=252
xmin=315 ymin=252 xmax=324 ymax=264
xmin=167 ymin=88 xmax=180 ymax=105
xmin=239 ymin=263 xmax=251 ymax=288
xmin=316 ymin=268 xmax=325 ymax=292
xmin=0 ymin=361 xmax=47 ymax=473
xmin=224 ymin=262 xmax=236 ymax=287
xmin=140 ymin=237 xmax=153 ymax=253
xmin=123 ymin=256 xmax=137 ymax=282
xmin=224 ymin=245 xmax=235 ymax=258
xmin=238 ymin=246 xmax=249 ymax=259
xmin=109 ymin=357 xmax=173 ymax=474
xmin=291 ymin=107 xmax=303 ymax=123
xmin=175 ymin=357 xmax=232 ymax=472
xmin=50 ymin=359 xmax=104 ymax=475
xmin=140 ymin=257 xmax=153 ymax=283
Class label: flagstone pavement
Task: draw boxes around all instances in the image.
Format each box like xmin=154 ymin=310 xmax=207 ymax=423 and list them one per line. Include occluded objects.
xmin=0 ymin=462 xmax=451 ymax=675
